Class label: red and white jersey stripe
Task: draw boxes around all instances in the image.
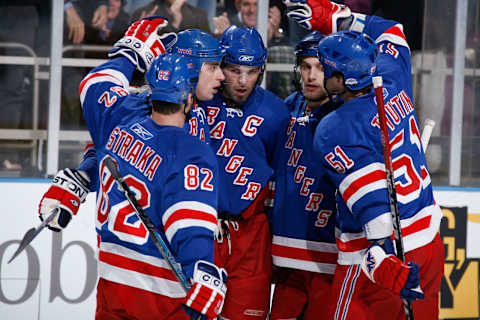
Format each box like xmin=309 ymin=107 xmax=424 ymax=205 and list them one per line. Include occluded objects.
xmin=79 ymin=68 xmax=130 ymax=105
xmin=339 ymin=162 xmax=387 ymax=212
xmin=98 ymin=241 xmax=186 ymax=298
xmin=335 ymin=203 xmax=442 ymax=265
xmin=272 ymin=235 xmax=338 ymax=274
xmin=162 ymin=201 xmax=217 ymax=242
xmin=375 ymin=23 xmax=409 ymax=50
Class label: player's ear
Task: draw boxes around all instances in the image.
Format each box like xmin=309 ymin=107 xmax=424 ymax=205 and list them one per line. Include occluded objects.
xmin=332 ymin=72 xmax=345 ymax=88
xmin=184 ymin=92 xmax=193 ymax=113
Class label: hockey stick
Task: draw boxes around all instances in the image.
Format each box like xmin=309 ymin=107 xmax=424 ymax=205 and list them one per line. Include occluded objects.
xmin=103 ymin=156 xmax=192 ymax=292
xmin=421 ymin=119 xmax=435 ymax=152
xmin=8 ymin=208 xmax=60 ymax=264
xmin=372 ymin=76 xmax=414 ymax=320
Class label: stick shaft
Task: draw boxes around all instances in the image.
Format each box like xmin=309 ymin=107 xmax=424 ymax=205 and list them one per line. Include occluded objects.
xmin=372 ymin=76 xmax=414 ymax=320
xmin=421 ymin=119 xmax=435 ymax=152
xmin=104 ymin=156 xmax=191 ymax=292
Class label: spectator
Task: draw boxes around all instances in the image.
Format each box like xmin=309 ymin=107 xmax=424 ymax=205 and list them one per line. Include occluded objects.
xmin=0 ymin=5 xmax=38 ymax=172
xmin=187 ymin=0 xmax=217 ymax=31
xmin=215 ymin=0 xmax=241 ymax=22
xmin=64 ymin=0 xmax=108 ymax=44
xmin=213 ymin=0 xmax=289 ymax=41
xmin=62 ymin=1 xmax=109 ymax=130
xmin=132 ymin=0 xmax=211 ymax=33
xmin=84 ymin=0 xmax=130 ymax=45
xmin=213 ymin=0 xmax=255 ymax=36
xmin=266 ymin=2 xmax=296 ymax=99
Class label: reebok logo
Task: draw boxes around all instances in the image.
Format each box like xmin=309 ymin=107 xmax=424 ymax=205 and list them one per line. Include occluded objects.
xmin=130 ymin=123 xmax=153 ymax=140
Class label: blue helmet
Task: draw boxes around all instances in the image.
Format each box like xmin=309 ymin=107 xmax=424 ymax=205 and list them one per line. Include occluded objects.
xmin=146 ymin=53 xmax=197 ymax=104
xmin=294 ymin=31 xmax=324 ymax=59
xmin=220 ymin=26 xmax=267 ymax=67
xmin=317 ymin=31 xmax=378 ymax=91
xmin=171 ymin=29 xmax=225 ymax=76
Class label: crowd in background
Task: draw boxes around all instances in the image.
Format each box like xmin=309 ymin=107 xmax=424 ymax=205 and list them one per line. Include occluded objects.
xmin=0 ymin=0 xmax=479 ymax=183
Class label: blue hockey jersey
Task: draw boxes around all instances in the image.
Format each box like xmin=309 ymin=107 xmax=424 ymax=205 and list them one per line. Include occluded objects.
xmin=313 ymin=16 xmax=442 ymax=265
xmin=272 ymin=92 xmax=339 ymax=274
xmin=199 ymin=86 xmax=290 ymax=216
xmin=79 ymin=57 xmax=219 ymax=298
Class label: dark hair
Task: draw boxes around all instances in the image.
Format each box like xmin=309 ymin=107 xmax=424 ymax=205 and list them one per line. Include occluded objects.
xmin=151 ymin=100 xmax=183 ymax=114
xmin=349 ymin=84 xmax=373 ymax=95
xmin=331 ymin=70 xmax=373 ymax=95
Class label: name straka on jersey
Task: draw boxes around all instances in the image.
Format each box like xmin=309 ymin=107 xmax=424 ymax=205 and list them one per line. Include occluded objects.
xmin=284 ymin=119 xmax=325 ymax=213
xmin=106 ymin=127 xmax=162 ymax=181
xmin=207 ymin=106 xmax=264 ymax=201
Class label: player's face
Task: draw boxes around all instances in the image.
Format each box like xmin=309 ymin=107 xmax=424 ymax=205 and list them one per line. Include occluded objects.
xmin=300 ymin=56 xmax=327 ymax=104
xmin=222 ymin=64 xmax=260 ymax=104
xmin=196 ymin=62 xmax=225 ymax=101
xmin=240 ymin=0 xmax=257 ymax=27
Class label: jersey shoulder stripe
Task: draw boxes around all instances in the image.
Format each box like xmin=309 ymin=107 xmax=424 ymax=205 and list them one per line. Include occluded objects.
xmin=79 ymin=68 xmax=129 ymax=105
xmin=375 ymin=23 xmax=409 ymax=50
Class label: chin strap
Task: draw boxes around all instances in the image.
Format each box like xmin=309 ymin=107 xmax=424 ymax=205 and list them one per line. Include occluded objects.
xmin=324 ymin=78 xmax=344 ymax=103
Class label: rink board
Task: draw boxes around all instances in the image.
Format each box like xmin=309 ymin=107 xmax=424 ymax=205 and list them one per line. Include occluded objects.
xmin=0 ymin=181 xmax=479 ymax=319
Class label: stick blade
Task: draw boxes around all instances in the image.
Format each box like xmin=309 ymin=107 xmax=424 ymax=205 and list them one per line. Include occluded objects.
xmin=8 ymin=227 xmax=37 ymax=263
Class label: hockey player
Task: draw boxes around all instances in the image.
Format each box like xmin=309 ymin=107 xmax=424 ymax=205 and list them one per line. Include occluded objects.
xmin=284 ymin=1 xmax=444 ymax=319
xmin=197 ymin=26 xmax=290 ymax=318
xmin=38 ymin=27 xmax=226 ymax=235
xmin=269 ymin=31 xmax=340 ymax=320
xmin=39 ymin=17 xmax=227 ymax=319
xmin=38 ymin=28 xmax=225 ymax=237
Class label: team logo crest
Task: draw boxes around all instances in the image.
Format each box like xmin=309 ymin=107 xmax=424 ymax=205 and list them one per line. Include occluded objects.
xmin=193 ymin=105 xmax=207 ymax=123
xmin=131 ymin=123 xmax=154 ymax=140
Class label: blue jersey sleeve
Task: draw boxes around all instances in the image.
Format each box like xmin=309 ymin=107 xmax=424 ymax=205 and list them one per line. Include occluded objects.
xmin=161 ymin=139 xmax=219 ymax=279
xmin=76 ymin=142 xmax=98 ymax=192
xmin=353 ymin=14 xmax=413 ymax=94
xmin=79 ymin=57 xmax=150 ymax=148
xmin=313 ymin=109 xmax=391 ymax=227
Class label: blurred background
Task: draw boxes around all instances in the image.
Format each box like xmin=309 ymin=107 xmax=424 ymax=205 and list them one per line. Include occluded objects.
xmin=0 ymin=0 xmax=478 ymax=188
xmin=0 ymin=1 xmax=479 ymax=320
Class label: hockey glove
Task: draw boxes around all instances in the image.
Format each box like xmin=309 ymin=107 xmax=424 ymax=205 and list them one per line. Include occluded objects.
xmin=108 ymin=16 xmax=177 ymax=73
xmin=183 ymin=260 xmax=228 ymax=320
xmin=38 ymin=168 xmax=90 ymax=232
xmin=361 ymin=238 xmax=424 ymax=301
xmin=283 ymin=0 xmax=351 ymax=34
